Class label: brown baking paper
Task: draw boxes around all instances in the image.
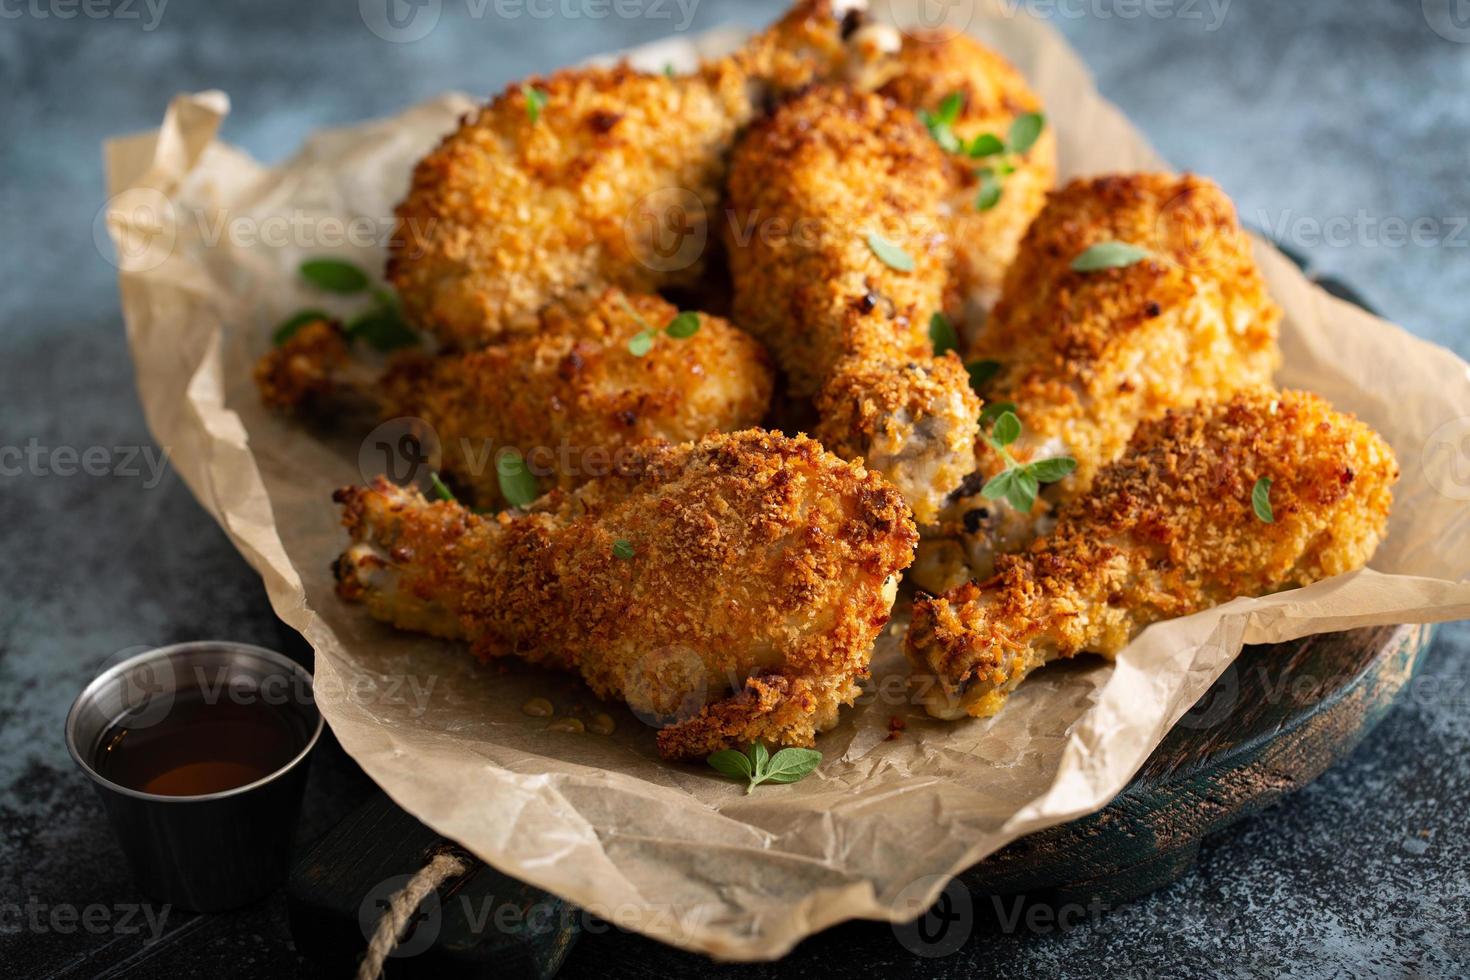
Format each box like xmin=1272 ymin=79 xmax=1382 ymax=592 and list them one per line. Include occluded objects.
xmin=103 ymin=0 xmax=1470 ymax=959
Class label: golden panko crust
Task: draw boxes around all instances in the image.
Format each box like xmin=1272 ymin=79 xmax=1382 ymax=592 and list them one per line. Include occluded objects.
xmin=379 ymin=288 xmax=774 ymax=508
xmin=389 ymin=1 xmax=860 ymax=349
xmin=723 ymin=84 xmax=979 ymax=521
xmin=334 ymin=430 xmax=918 ymax=759
xmin=912 ymin=173 xmax=1285 ymax=592
xmin=253 ymin=319 xmax=352 ymax=412
xmin=906 ymin=389 xmax=1397 ymax=720
xmin=724 ymin=84 xmax=951 ymax=396
xmin=880 ymin=30 xmax=1057 ymax=328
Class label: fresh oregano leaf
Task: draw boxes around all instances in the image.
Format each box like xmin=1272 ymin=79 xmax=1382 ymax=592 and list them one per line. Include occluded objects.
xmin=664 ymin=312 xmax=701 ymax=339
xmin=1008 ymin=112 xmax=1046 ymax=155
xmin=760 ymin=748 xmax=823 ymax=784
xmin=866 ymin=232 xmax=915 ymax=272
xmin=429 ymin=472 xmax=456 ymax=502
xmin=991 ymin=410 xmax=1022 ymax=447
xmin=300 ymin=258 xmax=369 ymax=293
xmin=929 ymin=312 xmax=959 ymax=357
xmin=1253 ymin=476 xmax=1275 ymax=523
xmin=272 ymin=309 xmax=330 ymax=346
xmin=1071 ymin=241 xmax=1151 ymax=272
xmin=1029 ymin=456 xmax=1078 ymax=484
xmin=496 ymin=449 xmax=539 ymax=509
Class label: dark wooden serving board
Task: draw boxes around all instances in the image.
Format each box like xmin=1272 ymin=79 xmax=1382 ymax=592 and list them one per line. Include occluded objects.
xmin=287 ymin=623 xmax=1432 ymax=976
xmin=960 ymin=622 xmax=1433 ymax=905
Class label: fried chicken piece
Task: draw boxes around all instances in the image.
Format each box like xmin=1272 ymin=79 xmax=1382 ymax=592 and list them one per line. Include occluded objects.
xmin=723 ymin=85 xmax=980 ymax=522
xmin=906 ymin=389 xmax=1397 ymax=720
xmin=912 ymin=173 xmax=1283 ymax=591
xmin=879 ymin=30 xmax=1056 ymax=334
xmin=255 ymin=289 xmax=773 ymax=509
xmin=333 ymin=430 xmax=917 ymax=759
xmin=389 ymin=0 xmax=875 ymax=349
xmin=254 ymin=318 xmax=355 ymax=412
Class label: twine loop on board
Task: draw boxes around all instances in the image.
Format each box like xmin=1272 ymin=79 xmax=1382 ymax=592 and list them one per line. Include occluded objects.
xmin=357 ymin=850 xmax=470 ymax=980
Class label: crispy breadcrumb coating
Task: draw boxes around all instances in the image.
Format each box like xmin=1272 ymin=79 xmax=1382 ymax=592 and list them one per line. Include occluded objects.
xmin=906 ymin=389 xmax=1397 ymax=720
xmin=913 ymin=173 xmax=1283 ymax=592
xmin=389 ymin=0 xmax=865 ymax=348
xmin=724 ymin=84 xmax=980 ymax=522
xmin=253 ymin=289 xmax=774 ymax=510
xmin=880 ymin=30 xmax=1056 ymax=332
xmin=333 ymin=430 xmax=917 ymax=759
xmin=254 ymin=319 xmax=354 ymax=412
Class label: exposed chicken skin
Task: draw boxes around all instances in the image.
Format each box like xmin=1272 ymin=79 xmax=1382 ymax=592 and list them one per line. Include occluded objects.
xmin=912 ymin=173 xmax=1283 ymax=592
xmin=254 ymin=289 xmax=774 ymax=510
xmin=906 ymin=389 xmax=1397 ymax=720
xmin=879 ymin=30 xmax=1056 ymax=333
xmin=723 ymin=85 xmax=980 ymax=522
xmin=333 ymin=430 xmax=917 ymax=759
xmin=388 ymin=0 xmax=873 ymax=349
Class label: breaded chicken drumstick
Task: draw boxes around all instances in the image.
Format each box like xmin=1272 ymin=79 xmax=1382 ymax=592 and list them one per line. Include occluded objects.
xmin=255 ymin=289 xmax=774 ymax=510
xmin=913 ymin=173 xmax=1282 ymax=592
xmin=334 ymin=430 xmax=917 ymax=759
xmin=879 ymin=29 xmax=1056 ymax=334
xmin=390 ymin=0 xmax=883 ymax=348
xmin=724 ymin=85 xmax=980 ymax=522
xmin=906 ymin=389 xmax=1396 ymax=720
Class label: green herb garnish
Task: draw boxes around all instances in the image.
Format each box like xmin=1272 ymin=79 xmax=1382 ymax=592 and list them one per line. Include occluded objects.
xmin=618 ymin=295 xmax=699 ymax=356
xmin=1071 ymin=241 xmax=1151 ymax=272
xmin=663 ymin=62 xmax=676 ymax=78
xmin=271 ymin=309 xmax=330 ymax=346
xmin=664 ymin=311 xmax=701 ymax=339
xmin=429 ymin=472 xmax=456 ymax=502
xmin=706 ymin=743 xmax=822 ymax=794
xmin=1252 ymin=476 xmax=1275 ymax=523
xmin=280 ymin=263 xmax=419 ymax=351
xmin=300 ymin=258 xmax=369 ymax=293
xmin=496 ymin=449 xmax=539 ymax=509
xmin=627 ymin=330 xmax=656 ymax=357
xmin=918 ymin=91 xmax=965 ymax=153
xmin=929 ymin=312 xmax=959 ymax=357
xmin=865 ymin=232 xmax=914 ymax=272
xmin=978 ymin=399 xmax=1017 ymax=426
xmin=979 ymin=409 xmax=1077 ymax=513
xmin=920 ymin=97 xmax=1046 ymax=213
xmin=966 ymin=359 xmax=1001 ymax=391
xmin=612 ymin=539 xmax=635 ymax=560
xmin=345 ymin=302 xmax=419 ymax=351
xmin=1007 ymin=112 xmax=1046 ymax=155
xmin=523 ymin=84 xmax=547 ymax=124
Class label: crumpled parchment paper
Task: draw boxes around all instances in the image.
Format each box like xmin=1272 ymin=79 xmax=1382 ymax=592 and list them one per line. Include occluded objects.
xmin=102 ymin=0 xmax=1470 ymax=960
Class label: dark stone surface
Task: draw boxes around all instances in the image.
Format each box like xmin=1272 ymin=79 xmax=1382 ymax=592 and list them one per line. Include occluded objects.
xmin=3 ymin=1 xmax=1467 ymax=976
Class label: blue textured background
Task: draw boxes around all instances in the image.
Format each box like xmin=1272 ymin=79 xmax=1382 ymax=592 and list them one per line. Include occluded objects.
xmin=3 ymin=0 xmax=1468 ymax=975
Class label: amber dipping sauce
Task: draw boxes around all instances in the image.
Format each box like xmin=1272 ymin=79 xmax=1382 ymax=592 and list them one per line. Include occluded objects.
xmin=93 ymin=688 xmax=313 ymax=797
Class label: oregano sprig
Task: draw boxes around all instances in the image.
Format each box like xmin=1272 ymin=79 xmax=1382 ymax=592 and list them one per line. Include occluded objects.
xmin=919 ymin=95 xmax=1046 ymax=213
xmin=978 ymin=409 xmax=1077 ymax=513
xmin=618 ymin=294 xmax=701 ymax=356
xmin=273 ymin=259 xmax=419 ymax=352
xmin=706 ymin=743 xmax=822 ymax=794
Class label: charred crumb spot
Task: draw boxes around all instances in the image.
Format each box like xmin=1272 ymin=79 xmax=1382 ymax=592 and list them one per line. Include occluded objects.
xmin=615 ymin=409 xmax=638 ymax=427
xmin=951 ymin=471 xmax=989 ymax=500
xmin=840 ymin=7 xmax=863 ymax=39
xmin=962 ymin=507 xmax=990 ymax=534
xmin=558 ymin=349 xmax=585 ymax=380
xmin=1341 ymin=467 xmax=1356 ymax=485
xmin=586 ymin=110 xmax=623 ymax=134
xmin=390 ymin=545 xmax=414 ymax=563
xmin=1144 ymin=301 xmax=1162 ymax=317
xmin=856 ymin=291 xmax=878 ymax=315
